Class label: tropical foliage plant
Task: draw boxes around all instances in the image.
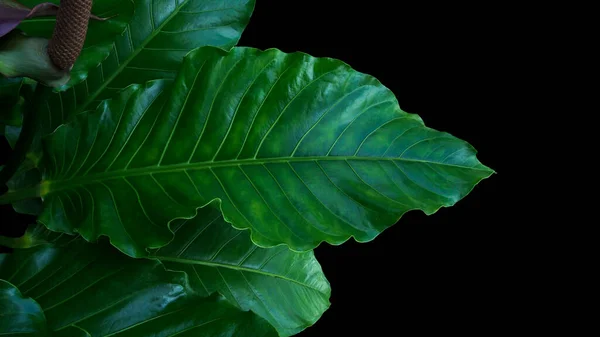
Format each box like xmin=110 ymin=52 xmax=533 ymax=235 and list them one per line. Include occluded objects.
xmin=0 ymin=1 xmax=494 ymax=336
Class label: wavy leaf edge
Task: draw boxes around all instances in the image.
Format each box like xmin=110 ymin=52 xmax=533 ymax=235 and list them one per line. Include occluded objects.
xmin=0 ymin=278 xmax=48 ymax=336
xmin=36 ymin=45 xmax=494 ymax=257
xmin=0 ymin=236 xmax=278 ymax=337
xmin=3 ymin=221 xmax=329 ymax=336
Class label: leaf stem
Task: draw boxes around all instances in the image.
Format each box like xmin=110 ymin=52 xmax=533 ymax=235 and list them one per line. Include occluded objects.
xmin=0 ymin=83 xmax=50 ymax=188
xmin=0 ymin=185 xmax=41 ymax=205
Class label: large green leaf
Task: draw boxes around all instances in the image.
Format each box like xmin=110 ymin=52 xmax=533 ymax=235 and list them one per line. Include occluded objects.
xmin=0 ymin=279 xmax=47 ymax=336
xmin=0 ymin=204 xmax=330 ymax=336
xmin=37 ymin=0 xmax=255 ymax=135
xmin=36 ymin=46 xmax=493 ymax=257
xmin=0 ymin=230 xmax=278 ymax=337
xmin=152 ymin=203 xmax=330 ymax=336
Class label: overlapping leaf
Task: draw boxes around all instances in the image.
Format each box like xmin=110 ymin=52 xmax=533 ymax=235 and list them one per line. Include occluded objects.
xmin=0 ymin=279 xmax=47 ymax=336
xmin=0 ymin=228 xmax=278 ymax=337
xmin=152 ymin=203 xmax=330 ymax=336
xmin=37 ymin=0 xmax=256 ymax=135
xmin=2 ymin=102 xmax=43 ymax=216
xmin=0 ymin=203 xmax=330 ymax=335
xmin=35 ymin=46 xmax=493 ymax=257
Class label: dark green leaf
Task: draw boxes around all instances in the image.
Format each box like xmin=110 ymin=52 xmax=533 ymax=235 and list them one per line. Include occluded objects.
xmin=1 ymin=81 xmax=41 ymax=217
xmin=6 ymin=167 xmax=43 ymax=215
xmin=0 ymin=76 xmax=35 ymax=116
xmin=1 ymin=202 xmax=329 ymax=335
xmin=38 ymin=0 xmax=256 ymax=135
xmin=0 ymin=236 xmax=188 ymax=336
xmin=3 ymin=123 xmax=19 ymax=148
xmin=0 ymin=279 xmax=47 ymax=336
xmin=36 ymin=46 xmax=493 ymax=257
xmin=3 ymin=122 xmax=43 ymax=212
xmin=0 ymin=230 xmax=278 ymax=337
xmin=152 ymin=203 xmax=330 ymax=336
xmin=0 ymin=76 xmax=22 ymax=101
xmin=0 ymin=95 xmax=23 ymax=126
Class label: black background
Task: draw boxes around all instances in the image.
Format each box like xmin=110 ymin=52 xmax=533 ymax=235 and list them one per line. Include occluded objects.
xmin=0 ymin=1 xmax=510 ymax=335
xmin=239 ymin=1 xmax=506 ymax=335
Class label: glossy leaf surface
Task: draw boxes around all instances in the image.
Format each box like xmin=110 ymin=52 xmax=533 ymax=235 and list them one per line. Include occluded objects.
xmin=0 ymin=279 xmax=47 ymax=336
xmin=37 ymin=0 xmax=255 ymax=135
xmin=38 ymin=46 xmax=493 ymax=257
xmin=152 ymin=203 xmax=330 ymax=336
xmin=0 ymin=229 xmax=278 ymax=337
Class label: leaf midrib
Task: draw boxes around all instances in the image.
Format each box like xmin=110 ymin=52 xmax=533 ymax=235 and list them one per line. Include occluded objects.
xmin=154 ymin=255 xmax=327 ymax=295
xmin=44 ymin=156 xmax=492 ymax=193
xmin=75 ymin=0 xmax=190 ymax=115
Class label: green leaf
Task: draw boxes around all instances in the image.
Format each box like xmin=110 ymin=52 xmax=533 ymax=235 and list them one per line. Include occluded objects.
xmin=38 ymin=0 xmax=256 ymax=135
xmin=2 ymin=102 xmax=42 ymax=217
xmin=0 ymin=95 xmax=23 ymax=126
xmin=0 ymin=231 xmax=278 ymax=337
xmin=0 ymin=279 xmax=47 ymax=336
xmin=3 ymin=123 xmax=19 ymax=147
xmin=1 ymin=203 xmax=330 ymax=335
xmin=152 ymin=203 xmax=330 ymax=336
xmin=37 ymin=46 xmax=493 ymax=257
xmin=17 ymin=0 xmax=135 ymax=89
xmin=0 ymin=77 xmax=35 ymax=119
xmin=1 ymin=80 xmax=42 ymax=216
xmin=2 ymin=122 xmax=42 ymax=216
xmin=6 ymin=167 xmax=43 ymax=215
xmin=0 ymin=76 xmax=22 ymax=101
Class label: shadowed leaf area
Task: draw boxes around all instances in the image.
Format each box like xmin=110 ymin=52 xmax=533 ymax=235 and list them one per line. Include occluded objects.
xmin=0 ymin=225 xmax=278 ymax=337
